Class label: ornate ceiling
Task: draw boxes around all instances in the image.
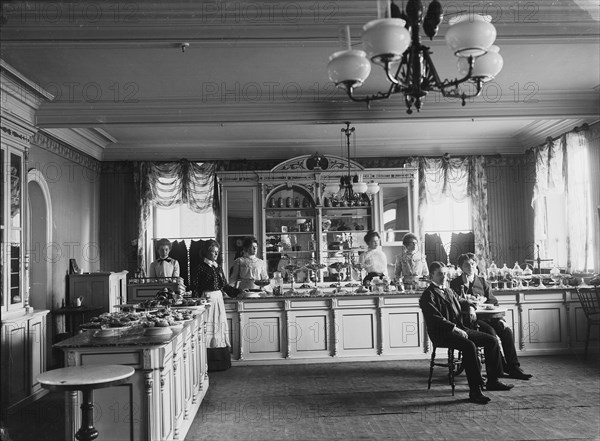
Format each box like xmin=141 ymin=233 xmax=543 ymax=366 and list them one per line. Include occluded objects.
xmin=1 ymin=0 xmax=598 ymax=161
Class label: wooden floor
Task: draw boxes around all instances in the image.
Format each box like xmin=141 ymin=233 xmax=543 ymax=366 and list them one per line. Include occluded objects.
xmin=4 ymin=353 xmax=600 ymax=440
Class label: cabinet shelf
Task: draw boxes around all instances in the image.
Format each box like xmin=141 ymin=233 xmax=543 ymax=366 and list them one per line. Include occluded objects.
xmin=324 ymin=249 xmax=364 ymax=254
xmin=266 ymin=208 xmax=315 ymax=212
xmin=266 ymin=231 xmax=315 ymax=235
xmin=266 ymin=250 xmax=314 ymax=255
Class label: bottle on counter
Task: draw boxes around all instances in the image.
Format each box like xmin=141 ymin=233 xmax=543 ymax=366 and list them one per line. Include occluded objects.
xmin=272 ymin=271 xmax=283 ymax=296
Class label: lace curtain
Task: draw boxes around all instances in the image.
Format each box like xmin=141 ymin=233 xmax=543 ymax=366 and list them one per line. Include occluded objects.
xmin=532 ymin=130 xmax=593 ymax=272
xmin=134 ymin=160 xmax=217 ymax=274
xmin=418 ymin=156 xmax=489 ymax=267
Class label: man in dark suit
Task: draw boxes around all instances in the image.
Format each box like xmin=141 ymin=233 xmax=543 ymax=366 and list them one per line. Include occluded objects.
xmin=420 ymin=261 xmax=513 ymax=404
xmin=450 ymin=253 xmax=532 ymax=380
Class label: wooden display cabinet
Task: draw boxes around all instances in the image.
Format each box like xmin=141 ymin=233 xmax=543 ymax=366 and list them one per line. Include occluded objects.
xmin=217 ymin=154 xmax=418 ymax=280
xmin=1 ymin=68 xmax=52 ymax=418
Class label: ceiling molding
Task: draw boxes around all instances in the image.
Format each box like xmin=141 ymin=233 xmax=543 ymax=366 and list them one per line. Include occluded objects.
xmin=40 ymin=127 xmax=111 ymax=160
xmin=34 ymin=90 xmax=599 ymax=128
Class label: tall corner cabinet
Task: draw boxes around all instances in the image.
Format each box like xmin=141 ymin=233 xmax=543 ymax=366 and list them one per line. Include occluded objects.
xmin=1 ymin=132 xmax=49 ymax=417
xmin=1 ymin=66 xmax=51 ymax=418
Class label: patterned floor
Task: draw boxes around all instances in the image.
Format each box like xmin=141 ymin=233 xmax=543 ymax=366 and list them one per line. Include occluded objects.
xmin=5 ymin=353 xmax=599 ymax=441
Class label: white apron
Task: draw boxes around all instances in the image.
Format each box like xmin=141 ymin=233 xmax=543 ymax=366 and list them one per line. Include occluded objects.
xmin=204 ymin=290 xmax=230 ymax=348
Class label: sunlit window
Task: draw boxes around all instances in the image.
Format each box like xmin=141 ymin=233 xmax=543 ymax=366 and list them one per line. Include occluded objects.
xmin=424 ymin=198 xmax=472 ymax=234
xmin=154 ymin=204 xmax=215 ymax=239
xmin=423 ymin=197 xmax=473 ymax=265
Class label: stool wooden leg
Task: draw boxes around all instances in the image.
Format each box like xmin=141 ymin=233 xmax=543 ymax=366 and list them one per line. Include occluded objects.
xmin=447 ymin=349 xmax=455 ymax=396
xmin=427 ymin=347 xmax=437 ymax=390
xmin=584 ymin=323 xmax=591 ymax=360
xmin=75 ymin=389 xmax=98 ymax=441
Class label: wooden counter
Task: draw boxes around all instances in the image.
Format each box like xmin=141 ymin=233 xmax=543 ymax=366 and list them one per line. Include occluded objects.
xmin=224 ymin=286 xmax=593 ymax=363
xmin=55 ymin=309 xmax=208 ymax=441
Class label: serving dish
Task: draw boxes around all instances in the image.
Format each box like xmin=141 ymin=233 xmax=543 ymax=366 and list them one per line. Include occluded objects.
xmin=144 ymin=327 xmax=173 ymax=336
xmin=93 ymin=327 xmax=130 ymax=338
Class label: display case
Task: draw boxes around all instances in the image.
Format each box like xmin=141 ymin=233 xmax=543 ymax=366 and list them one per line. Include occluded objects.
xmin=320 ymin=206 xmax=372 ymax=281
xmin=217 ymin=154 xmax=418 ymax=282
xmin=265 ymin=185 xmax=317 ymax=275
xmin=1 ymin=147 xmax=26 ymax=312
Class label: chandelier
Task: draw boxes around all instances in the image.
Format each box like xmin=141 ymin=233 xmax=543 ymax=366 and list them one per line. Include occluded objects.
xmin=327 ymin=0 xmax=503 ymax=114
xmin=323 ymin=122 xmax=379 ymax=205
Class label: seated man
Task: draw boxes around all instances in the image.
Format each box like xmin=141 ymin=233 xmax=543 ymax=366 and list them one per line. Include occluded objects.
xmin=450 ymin=253 xmax=532 ymax=381
xmin=420 ymin=261 xmax=514 ymax=404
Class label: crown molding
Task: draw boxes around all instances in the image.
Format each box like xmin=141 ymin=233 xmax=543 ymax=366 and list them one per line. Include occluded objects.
xmin=34 ymin=90 xmax=599 ymax=128
xmin=1 ymin=0 xmax=597 ymax=46
xmin=39 ymin=127 xmax=114 ymax=160
xmin=30 ymin=131 xmax=101 ymax=172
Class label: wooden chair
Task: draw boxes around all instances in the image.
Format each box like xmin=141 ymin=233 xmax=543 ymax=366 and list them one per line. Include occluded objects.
xmin=427 ymin=346 xmax=463 ymax=396
xmin=577 ymin=287 xmax=600 ymax=359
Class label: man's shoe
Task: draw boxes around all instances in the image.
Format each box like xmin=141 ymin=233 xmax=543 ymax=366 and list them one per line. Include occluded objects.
xmin=507 ymin=369 xmax=532 ymax=380
xmin=469 ymin=392 xmax=491 ymax=404
xmin=486 ymin=380 xmax=514 ymax=391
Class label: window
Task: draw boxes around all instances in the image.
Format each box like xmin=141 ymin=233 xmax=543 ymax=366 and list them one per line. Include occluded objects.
xmin=147 ymin=205 xmax=216 ymax=284
xmin=533 ymin=132 xmax=595 ymax=272
xmin=154 ymin=204 xmax=215 ymax=239
xmin=540 ymin=147 xmax=594 ymax=271
xmin=423 ymin=197 xmax=473 ymax=266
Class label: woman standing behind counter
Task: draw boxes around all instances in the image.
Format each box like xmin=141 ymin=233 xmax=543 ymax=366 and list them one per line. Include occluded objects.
xmin=394 ymin=233 xmax=429 ymax=290
xmin=191 ymin=239 xmax=242 ymax=371
xmin=229 ymin=236 xmax=269 ymax=290
xmin=359 ymin=230 xmax=389 ymax=286
xmin=149 ymin=238 xmax=185 ymax=293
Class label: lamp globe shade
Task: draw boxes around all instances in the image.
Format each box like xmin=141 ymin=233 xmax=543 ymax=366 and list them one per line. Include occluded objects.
xmin=362 ymin=19 xmax=410 ymax=65
xmin=328 ymin=50 xmax=372 ymax=88
xmin=324 ymin=182 xmax=341 ymax=195
xmin=445 ymin=14 xmax=496 ymax=57
xmin=353 ymin=181 xmax=368 ymax=194
xmin=366 ymin=182 xmax=380 ymax=195
xmin=458 ymin=45 xmax=503 ymax=81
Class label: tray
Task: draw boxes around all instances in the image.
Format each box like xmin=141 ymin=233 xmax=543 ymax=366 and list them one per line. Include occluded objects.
xmin=93 ymin=327 xmax=130 ymax=338
xmin=144 ymin=327 xmax=173 ymax=336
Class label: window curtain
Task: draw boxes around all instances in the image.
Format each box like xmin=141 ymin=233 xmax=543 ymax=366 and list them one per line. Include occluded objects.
xmin=418 ymin=155 xmax=489 ymax=267
xmin=532 ymin=129 xmax=594 ymax=272
xmin=134 ymin=160 xmax=217 ymax=274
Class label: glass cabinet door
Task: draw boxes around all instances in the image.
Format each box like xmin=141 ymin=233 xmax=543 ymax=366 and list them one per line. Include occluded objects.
xmin=379 ymin=184 xmax=411 ymax=243
xmin=1 ymin=147 xmax=25 ymax=312
xmin=1 ymin=147 xmax=4 ymax=308
xmin=9 ymin=153 xmax=23 ymax=307
xmin=223 ymin=187 xmax=258 ymax=272
xmin=264 ymin=185 xmax=316 ymax=277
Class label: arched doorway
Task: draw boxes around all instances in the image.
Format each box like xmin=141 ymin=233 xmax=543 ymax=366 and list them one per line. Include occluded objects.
xmin=27 ymin=169 xmax=53 ymax=311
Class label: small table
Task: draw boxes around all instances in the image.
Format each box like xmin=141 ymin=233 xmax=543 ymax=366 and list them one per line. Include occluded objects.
xmin=476 ymin=306 xmax=507 ymax=320
xmin=37 ymin=364 xmax=135 ymax=441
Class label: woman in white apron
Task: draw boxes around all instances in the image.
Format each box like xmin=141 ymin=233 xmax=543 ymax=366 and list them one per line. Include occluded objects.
xmin=229 ymin=236 xmax=269 ymax=290
xmin=191 ymin=240 xmax=242 ymax=371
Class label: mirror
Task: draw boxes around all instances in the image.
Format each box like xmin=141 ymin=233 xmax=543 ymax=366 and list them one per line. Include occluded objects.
xmin=226 ymin=188 xmax=255 ymax=235
xmin=381 ymin=185 xmax=410 ymax=243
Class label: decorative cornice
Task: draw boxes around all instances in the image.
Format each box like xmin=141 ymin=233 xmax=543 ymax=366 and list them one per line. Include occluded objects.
xmin=485 ymin=153 xmax=535 ymax=168
xmin=1 ymin=124 xmax=30 ymax=142
xmin=31 ymin=131 xmax=101 ymax=172
xmin=1 ymin=1 xmax=596 ymax=45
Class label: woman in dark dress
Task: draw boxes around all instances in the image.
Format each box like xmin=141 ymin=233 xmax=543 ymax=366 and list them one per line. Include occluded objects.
xmin=191 ymin=239 xmax=242 ymax=371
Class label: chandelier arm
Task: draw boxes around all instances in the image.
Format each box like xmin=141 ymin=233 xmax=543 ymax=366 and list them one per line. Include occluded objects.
xmin=384 ymin=60 xmax=402 ymax=85
xmin=440 ymin=79 xmax=484 ymax=104
xmin=344 ymin=82 xmax=398 ymax=106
